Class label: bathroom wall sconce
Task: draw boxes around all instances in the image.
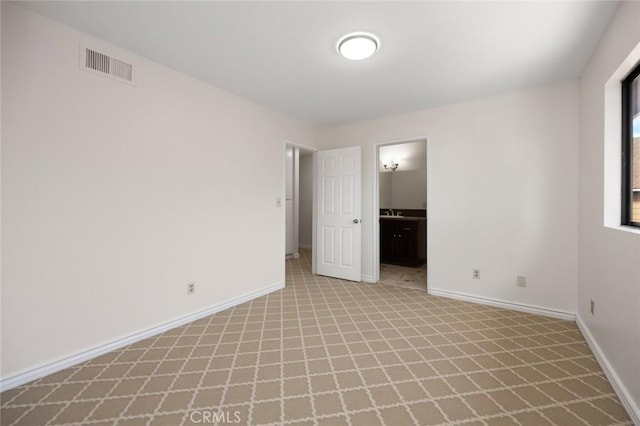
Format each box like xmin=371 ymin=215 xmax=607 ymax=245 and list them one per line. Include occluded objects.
xmin=384 ymin=161 xmax=399 ymax=171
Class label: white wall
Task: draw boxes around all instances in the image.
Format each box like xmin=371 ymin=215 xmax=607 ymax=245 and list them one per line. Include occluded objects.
xmin=299 ymin=153 xmax=313 ymax=247
xmin=379 ymin=172 xmax=392 ymax=209
xmin=1 ymin=3 xmax=315 ymax=379
xmin=390 ymin=169 xmax=427 ymax=210
xmin=578 ymin=0 xmax=640 ymax=416
xmin=317 ymin=80 xmax=579 ymax=314
xmin=0 ymin=1 xmax=3 ymax=368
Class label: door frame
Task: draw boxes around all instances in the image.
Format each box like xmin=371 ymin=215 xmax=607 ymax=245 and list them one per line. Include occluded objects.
xmin=372 ymin=135 xmax=431 ymax=285
xmin=283 ymin=141 xmax=317 ymax=269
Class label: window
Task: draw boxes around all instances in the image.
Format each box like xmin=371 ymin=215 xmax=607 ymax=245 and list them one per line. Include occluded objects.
xmin=622 ymin=61 xmax=640 ymax=227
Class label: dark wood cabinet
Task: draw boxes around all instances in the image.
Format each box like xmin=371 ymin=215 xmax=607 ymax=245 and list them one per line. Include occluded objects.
xmin=380 ymin=218 xmax=426 ymax=267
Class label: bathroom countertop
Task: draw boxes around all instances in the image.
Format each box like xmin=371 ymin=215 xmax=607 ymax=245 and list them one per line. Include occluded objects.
xmin=379 ymin=216 xmax=426 ymax=221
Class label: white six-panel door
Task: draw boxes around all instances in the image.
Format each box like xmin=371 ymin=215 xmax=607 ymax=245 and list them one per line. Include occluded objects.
xmin=316 ymin=146 xmax=361 ymax=281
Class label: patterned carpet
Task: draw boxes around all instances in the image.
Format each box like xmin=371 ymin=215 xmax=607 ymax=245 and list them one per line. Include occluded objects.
xmin=0 ymin=250 xmax=631 ymax=425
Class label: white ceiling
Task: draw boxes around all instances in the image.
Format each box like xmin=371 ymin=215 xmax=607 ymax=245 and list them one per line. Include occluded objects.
xmin=19 ymin=1 xmax=618 ymax=126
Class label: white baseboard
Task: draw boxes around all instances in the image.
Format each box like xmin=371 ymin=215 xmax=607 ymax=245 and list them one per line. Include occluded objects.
xmin=576 ymin=315 xmax=640 ymax=425
xmin=0 ymin=282 xmax=284 ymax=392
xmin=361 ymin=274 xmax=376 ymax=283
xmin=298 ymin=243 xmax=312 ymax=249
xmin=427 ymin=287 xmax=575 ymax=321
xmin=285 ymin=253 xmax=300 ymax=259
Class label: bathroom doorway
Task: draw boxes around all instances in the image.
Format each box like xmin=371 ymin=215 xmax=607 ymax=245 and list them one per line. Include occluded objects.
xmin=374 ymin=138 xmax=428 ymax=291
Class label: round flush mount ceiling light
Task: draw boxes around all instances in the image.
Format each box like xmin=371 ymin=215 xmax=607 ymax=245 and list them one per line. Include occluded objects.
xmin=337 ymin=33 xmax=379 ymax=60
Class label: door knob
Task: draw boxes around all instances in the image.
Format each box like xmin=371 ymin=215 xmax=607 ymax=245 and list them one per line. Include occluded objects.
xmin=353 ymin=219 xmax=360 ymax=224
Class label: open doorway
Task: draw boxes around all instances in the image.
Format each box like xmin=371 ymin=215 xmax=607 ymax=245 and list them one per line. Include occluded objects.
xmin=374 ymin=138 xmax=428 ymax=291
xmin=284 ymin=143 xmax=315 ymax=262
xmin=297 ymin=151 xmax=314 ymax=253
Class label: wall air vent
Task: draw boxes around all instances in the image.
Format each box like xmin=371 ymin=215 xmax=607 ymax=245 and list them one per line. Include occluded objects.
xmin=81 ymin=45 xmax=134 ymax=85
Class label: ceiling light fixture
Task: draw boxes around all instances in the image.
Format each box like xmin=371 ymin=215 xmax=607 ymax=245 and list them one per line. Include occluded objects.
xmin=337 ymin=32 xmax=379 ymax=60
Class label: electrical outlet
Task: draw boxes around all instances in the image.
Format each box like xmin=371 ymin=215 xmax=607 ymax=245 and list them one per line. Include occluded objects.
xmin=472 ymin=269 xmax=480 ymax=279
xmin=187 ymin=282 xmax=195 ymax=295
xmin=517 ymin=276 xmax=526 ymax=287
xmin=590 ymin=299 xmax=595 ymax=315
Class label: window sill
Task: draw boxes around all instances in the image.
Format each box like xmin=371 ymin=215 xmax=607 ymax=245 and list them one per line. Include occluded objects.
xmin=605 ymin=224 xmax=640 ymax=235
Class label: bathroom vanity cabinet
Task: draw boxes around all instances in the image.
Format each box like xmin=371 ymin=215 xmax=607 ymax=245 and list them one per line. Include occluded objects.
xmin=380 ymin=217 xmax=426 ymax=267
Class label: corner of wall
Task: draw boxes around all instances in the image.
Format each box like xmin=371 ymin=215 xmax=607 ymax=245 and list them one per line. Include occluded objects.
xmin=576 ymin=315 xmax=640 ymax=424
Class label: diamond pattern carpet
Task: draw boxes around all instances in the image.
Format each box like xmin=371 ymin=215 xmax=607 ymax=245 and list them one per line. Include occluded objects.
xmin=0 ymin=250 xmax=631 ymax=425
